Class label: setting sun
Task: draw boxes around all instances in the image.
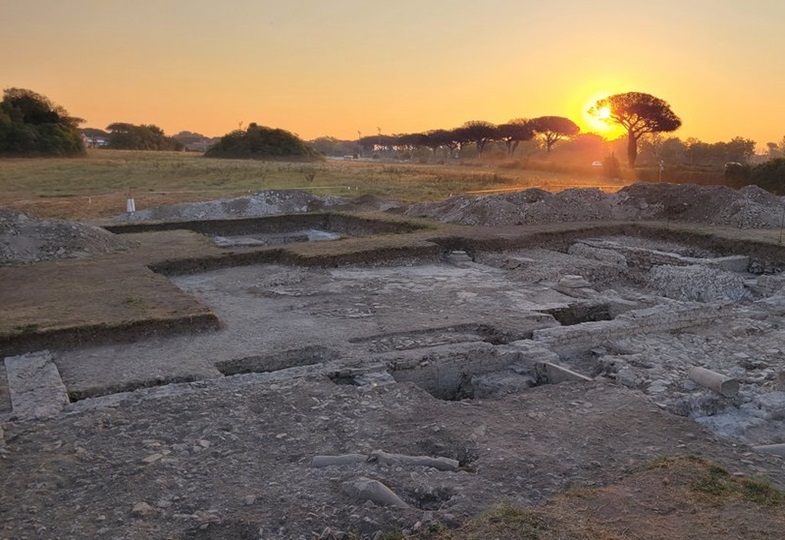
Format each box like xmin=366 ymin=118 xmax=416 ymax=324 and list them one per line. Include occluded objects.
xmin=582 ymin=96 xmax=622 ymax=136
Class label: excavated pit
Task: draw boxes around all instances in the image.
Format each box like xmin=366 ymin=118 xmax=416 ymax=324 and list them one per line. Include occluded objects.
xmin=349 ymin=324 xmax=527 ymax=353
xmin=9 ymin=191 xmax=785 ymax=539
xmin=211 ymin=229 xmax=343 ymax=248
xmin=104 ymin=212 xmax=422 ymax=242
xmin=215 ymin=346 xmax=339 ymax=376
xmin=539 ymin=302 xmax=613 ymax=326
xmin=7 ymin=226 xmax=785 ymax=450
xmin=66 ymin=374 xmax=202 ymax=402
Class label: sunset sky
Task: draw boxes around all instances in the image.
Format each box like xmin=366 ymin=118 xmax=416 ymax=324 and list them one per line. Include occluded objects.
xmin=2 ymin=0 xmax=784 ymax=147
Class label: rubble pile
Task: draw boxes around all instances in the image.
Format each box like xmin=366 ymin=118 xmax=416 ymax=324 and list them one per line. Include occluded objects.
xmin=115 ymin=190 xmax=348 ymax=222
xmin=113 ymin=190 xmax=403 ymax=223
xmin=645 ymin=264 xmax=753 ymax=303
xmin=0 ymin=207 xmax=132 ymax=265
xmin=406 ymin=182 xmax=785 ymax=228
xmin=593 ymin=318 xmax=785 ymax=445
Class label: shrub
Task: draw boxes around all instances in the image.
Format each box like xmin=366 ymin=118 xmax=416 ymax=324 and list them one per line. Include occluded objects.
xmin=748 ymin=158 xmax=785 ymax=194
xmin=205 ymin=123 xmax=322 ymax=161
xmin=0 ymin=88 xmax=85 ymax=157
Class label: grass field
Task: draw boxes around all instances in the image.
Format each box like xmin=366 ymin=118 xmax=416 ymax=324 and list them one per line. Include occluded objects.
xmin=0 ymin=150 xmax=628 ymax=220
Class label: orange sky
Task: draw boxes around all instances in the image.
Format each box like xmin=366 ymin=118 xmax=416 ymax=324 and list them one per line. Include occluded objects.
xmin=2 ymin=1 xmax=784 ymax=148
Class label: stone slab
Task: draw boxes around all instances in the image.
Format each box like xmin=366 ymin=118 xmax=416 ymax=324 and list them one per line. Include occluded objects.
xmin=4 ymin=350 xmax=69 ymax=420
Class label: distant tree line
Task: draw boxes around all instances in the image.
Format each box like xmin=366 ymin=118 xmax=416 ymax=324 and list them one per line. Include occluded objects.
xmin=349 ymin=117 xmax=580 ymax=160
xmin=637 ymin=135 xmax=757 ymax=167
xmin=0 ymin=88 xmax=85 ymax=156
xmin=104 ymin=123 xmax=183 ymax=151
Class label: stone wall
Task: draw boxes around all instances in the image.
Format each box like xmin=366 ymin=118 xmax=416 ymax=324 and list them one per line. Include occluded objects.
xmin=531 ymin=303 xmax=730 ymax=353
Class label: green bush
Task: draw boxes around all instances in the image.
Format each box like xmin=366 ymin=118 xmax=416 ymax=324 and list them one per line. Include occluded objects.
xmin=749 ymin=158 xmax=785 ymax=194
xmin=105 ymin=123 xmax=183 ymax=151
xmin=0 ymin=88 xmax=85 ymax=157
xmin=205 ymin=123 xmax=322 ymax=161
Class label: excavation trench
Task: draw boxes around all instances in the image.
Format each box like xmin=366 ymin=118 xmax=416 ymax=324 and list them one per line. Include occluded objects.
xmin=215 ymin=346 xmax=339 ymax=376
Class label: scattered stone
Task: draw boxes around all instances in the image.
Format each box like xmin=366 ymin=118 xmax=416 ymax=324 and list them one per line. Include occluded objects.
xmin=142 ymin=453 xmax=164 ymax=464
xmin=689 ymin=367 xmax=740 ymax=398
xmin=367 ymin=449 xmax=459 ymax=472
xmin=646 ymin=265 xmax=751 ymax=303
xmin=569 ymin=243 xmax=628 ymax=266
xmin=131 ymin=502 xmax=155 ymax=518
xmin=752 ymin=443 xmax=785 ymax=457
xmin=557 ymin=275 xmax=592 ymax=289
xmin=340 ymin=477 xmax=410 ymax=509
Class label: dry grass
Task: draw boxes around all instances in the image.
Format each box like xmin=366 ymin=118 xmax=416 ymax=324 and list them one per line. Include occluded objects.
xmin=0 ymin=150 xmax=628 ymax=220
xmin=404 ymin=456 xmax=785 ymax=540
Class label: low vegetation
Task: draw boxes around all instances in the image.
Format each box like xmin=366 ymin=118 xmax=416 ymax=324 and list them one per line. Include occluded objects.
xmin=400 ymin=456 xmax=785 ymax=540
xmin=0 ymin=149 xmax=622 ymax=220
xmin=205 ymin=123 xmax=322 ymax=161
xmin=727 ymin=157 xmax=785 ymax=194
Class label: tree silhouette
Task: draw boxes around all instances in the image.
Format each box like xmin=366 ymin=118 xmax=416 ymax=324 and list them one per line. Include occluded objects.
xmin=591 ymin=92 xmax=681 ymax=167
xmin=531 ymin=116 xmax=579 ymax=152
xmin=456 ymin=120 xmax=497 ymax=156
xmin=497 ymin=118 xmax=535 ymax=157
xmin=423 ymin=129 xmax=453 ymax=156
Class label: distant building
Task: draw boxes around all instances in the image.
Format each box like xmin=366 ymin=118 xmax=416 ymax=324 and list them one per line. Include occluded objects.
xmin=85 ymin=137 xmax=109 ymax=148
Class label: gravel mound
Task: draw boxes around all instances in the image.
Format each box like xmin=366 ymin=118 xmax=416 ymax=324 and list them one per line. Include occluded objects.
xmin=115 ymin=190 xmax=352 ymax=222
xmin=1 ymin=208 xmax=132 ymax=266
xmin=406 ymin=182 xmax=785 ymax=228
xmin=645 ymin=264 xmax=752 ymax=303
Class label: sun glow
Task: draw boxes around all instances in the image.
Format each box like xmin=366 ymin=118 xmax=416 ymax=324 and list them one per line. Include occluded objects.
xmin=581 ymin=94 xmax=625 ymax=138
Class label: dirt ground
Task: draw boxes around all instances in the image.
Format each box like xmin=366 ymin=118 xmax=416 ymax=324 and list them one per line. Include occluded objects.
xmin=3 ymin=190 xmax=785 ymax=538
xmin=2 ymin=376 xmax=783 ymax=540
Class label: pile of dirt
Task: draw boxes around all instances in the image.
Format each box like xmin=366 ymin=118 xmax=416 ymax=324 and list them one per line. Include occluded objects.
xmin=0 ymin=207 xmax=133 ymax=266
xmin=113 ymin=190 xmax=402 ymax=222
xmin=406 ymin=182 xmax=785 ymax=228
xmin=618 ymin=183 xmax=783 ymax=228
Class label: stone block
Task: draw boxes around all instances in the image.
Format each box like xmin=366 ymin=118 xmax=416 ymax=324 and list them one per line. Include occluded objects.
xmin=4 ymin=350 xmax=69 ymax=420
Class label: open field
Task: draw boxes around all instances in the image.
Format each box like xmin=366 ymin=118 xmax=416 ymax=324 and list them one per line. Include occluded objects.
xmin=0 ymin=150 xmax=628 ymax=220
